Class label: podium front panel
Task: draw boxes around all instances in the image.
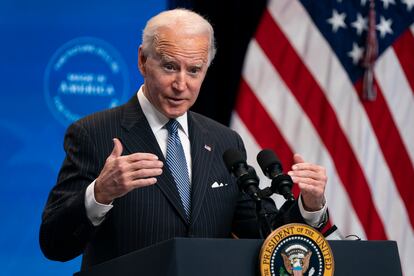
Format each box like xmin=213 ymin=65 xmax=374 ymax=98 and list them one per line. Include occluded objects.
xmin=75 ymin=238 xmax=402 ymax=276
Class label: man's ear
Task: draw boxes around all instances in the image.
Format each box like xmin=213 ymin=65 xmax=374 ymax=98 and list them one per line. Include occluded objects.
xmin=138 ymin=46 xmax=147 ymax=76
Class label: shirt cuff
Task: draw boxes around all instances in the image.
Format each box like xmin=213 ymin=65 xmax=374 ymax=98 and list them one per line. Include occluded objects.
xmin=298 ymin=195 xmax=328 ymax=228
xmin=85 ymin=180 xmax=113 ymax=226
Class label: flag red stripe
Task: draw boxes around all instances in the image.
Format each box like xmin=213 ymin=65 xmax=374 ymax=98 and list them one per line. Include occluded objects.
xmin=235 ymin=79 xmax=300 ymax=196
xmin=356 ymin=79 xmax=414 ymax=228
xmin=255 ymin=10 xmax=387 ymax=239
xmin=392 ymin=29 xmax=414 ymax=95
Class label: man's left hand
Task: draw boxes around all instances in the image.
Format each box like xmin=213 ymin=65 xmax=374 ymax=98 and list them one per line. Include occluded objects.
xmin=288 ymin=154 xmax=327 ymax=211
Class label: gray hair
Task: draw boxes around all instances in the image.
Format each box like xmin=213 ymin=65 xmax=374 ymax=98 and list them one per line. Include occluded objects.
xmin=141 ymin=8 xmax=216 ymax=66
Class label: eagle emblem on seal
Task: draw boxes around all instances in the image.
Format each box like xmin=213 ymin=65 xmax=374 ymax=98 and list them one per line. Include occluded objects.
xmin=281 ymin=244 xmax=312 ymax=276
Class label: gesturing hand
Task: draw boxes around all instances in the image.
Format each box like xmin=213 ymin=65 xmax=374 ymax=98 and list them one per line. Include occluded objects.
xmin=288 ymin=154 xmax=327 ymax=211
xmin=94 ymin=138 xmax=163 ymax=204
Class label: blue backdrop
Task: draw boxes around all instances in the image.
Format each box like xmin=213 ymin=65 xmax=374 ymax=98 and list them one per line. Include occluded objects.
xmin=0 ymin=1 xmax=166 ymax=275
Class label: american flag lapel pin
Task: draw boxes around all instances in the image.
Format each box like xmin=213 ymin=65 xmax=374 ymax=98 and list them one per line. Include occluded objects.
xmin=204 ymin=144 xmax=212 ymax=152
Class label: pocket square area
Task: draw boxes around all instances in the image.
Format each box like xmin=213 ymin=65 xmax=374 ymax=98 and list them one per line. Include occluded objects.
xmin=211 ymin=181 xmax=228 ymax=188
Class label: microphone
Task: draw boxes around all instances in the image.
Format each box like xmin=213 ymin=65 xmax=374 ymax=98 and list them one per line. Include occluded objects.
xmin=223 ymin=149 xmax=261 ymax=201
xmin=257 ymin=149 xmax=295 ymax=201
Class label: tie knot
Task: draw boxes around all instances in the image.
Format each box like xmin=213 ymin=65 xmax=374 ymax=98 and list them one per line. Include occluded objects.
xmin=166 ymin=119 xmax=180 ymax=134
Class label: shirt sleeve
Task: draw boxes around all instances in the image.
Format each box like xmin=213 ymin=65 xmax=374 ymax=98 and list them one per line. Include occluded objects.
xmin=84 ymin=180 xmax=113 ymax=226
xmin=298 ymin=195 xmax=328 ymax=228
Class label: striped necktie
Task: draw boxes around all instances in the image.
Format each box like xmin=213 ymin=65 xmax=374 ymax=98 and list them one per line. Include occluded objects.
xmin=165 ymin=119 xmax=191 ymax=219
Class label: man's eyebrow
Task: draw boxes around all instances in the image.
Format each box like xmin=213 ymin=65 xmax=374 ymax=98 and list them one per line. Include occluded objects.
xmin=190 ymin=64 xmax=203 ymax=69
xmin=158 ymin=54 xmax=175 ymax=63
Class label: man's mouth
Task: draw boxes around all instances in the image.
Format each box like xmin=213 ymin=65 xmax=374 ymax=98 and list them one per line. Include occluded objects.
xmin=167 ymin=97 xmax=185 ymax=105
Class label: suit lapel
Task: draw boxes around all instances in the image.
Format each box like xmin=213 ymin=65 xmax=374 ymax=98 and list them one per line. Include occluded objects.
xmin=188 ymin=112 xmax=214 ymax=224
xmin=119 ymin=95 xmax=189 ymax=223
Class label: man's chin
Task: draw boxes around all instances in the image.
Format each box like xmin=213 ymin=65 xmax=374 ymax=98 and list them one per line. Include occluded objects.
xmin=163 ymin=108 xmax=187 ymax=119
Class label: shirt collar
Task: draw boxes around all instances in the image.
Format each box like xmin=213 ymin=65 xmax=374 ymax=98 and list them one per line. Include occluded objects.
xmin=137 ymin=86 xmax=189 ymax=137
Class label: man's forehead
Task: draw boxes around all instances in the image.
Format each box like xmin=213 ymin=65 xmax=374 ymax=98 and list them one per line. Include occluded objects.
xmin=156 ymin=52 xmax=206 ymax=67
xmin=152 ymin=30 xmax=209 ymax=64
xmin=154 ymin=26 xmax=210 ymax=47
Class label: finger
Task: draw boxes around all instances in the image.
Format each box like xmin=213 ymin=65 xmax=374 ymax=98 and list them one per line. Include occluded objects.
xmin=293 ymin=153 xmax=305 ymax=164
xmin=114 ymin=175 xmax=159 ymax=193
xmin=298 ymin=182 xmax=322 ymax=193
xmin=125 ymin=152 xmax=160 ymax=162
xmin=131 ymin=177 xmax=158 ymax=188
xmin=290 ymin=176 xmax=322 ymax=187
xmin=128 ymin=160 xmax=164 ymax=170
xmin=288 ymin=170 xmax=326 ymax=181
xmin=109 ymin=138 xmax=123 ymax=158
xmin=128 ymin=168 xmax=163 ymax=179
xmin=292 ymin=162 xmax=325 ymax=173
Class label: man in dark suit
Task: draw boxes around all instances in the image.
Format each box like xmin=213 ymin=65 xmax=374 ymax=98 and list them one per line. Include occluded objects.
xmin=40 ymin=8 xmax=328 ymax=270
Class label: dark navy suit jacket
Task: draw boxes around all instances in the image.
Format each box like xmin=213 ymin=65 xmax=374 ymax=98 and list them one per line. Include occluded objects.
xmin=39 ymin=95 xmax=307 ymax=270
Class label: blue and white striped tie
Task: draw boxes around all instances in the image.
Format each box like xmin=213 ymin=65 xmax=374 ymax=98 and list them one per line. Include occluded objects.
xmin=165 ymin=119 xmax=191 ymax=219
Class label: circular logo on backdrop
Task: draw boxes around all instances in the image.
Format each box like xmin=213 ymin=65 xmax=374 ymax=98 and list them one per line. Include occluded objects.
xmin=260 ymin=223 xmax=334 ymax=276
xmin=44 ymin=37 xmax=129 ymax=126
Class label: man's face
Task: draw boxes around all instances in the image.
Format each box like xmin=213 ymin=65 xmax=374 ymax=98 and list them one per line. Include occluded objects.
xmin=138 ymin=27 xmax=210 ymax=118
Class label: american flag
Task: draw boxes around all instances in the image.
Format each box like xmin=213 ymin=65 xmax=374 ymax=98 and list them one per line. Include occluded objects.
xmin=230 ymin=0 xmax=414 ymax=274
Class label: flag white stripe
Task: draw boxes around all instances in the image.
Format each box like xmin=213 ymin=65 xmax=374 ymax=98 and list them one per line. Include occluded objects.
xmin=375 ymin=47 xmax=414 ymax=165
xmin=266 ymin=0 xmax=414 ymax=273
xmin=241 ymin=39 xmax=366 ymax=238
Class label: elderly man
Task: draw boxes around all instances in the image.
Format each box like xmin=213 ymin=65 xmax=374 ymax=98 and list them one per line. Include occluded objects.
xmin=40 ymin=8 xmax=328 ymax=270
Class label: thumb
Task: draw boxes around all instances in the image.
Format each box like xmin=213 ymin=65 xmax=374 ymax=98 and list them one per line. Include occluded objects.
xmin=293 ymin=153 xmax=305 ymax=165
xmin=109 ymin=138 xmax=123 ymax=158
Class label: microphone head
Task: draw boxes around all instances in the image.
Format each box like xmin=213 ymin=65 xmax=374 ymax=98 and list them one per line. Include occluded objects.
xmin=223 ymin=148 xmax=246 ymax=172
xmin=257 ymin=149 xmax=283 ymax=177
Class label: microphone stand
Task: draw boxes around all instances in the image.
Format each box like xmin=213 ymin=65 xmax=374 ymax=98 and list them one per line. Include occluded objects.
xmin=237 ymin=168 xmax=275 ymax=239
xmin=259 ymin=186 xmax=296 ymax=237
xmin=254 ymin=196 xmax=275 ymax=239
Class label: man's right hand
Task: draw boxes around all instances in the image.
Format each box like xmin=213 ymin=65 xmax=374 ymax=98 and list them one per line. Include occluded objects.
xmin=94 ymin=138 xmax=163 ymax=204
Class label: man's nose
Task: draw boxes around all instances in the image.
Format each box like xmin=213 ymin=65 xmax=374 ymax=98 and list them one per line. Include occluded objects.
xmin=172 ymin=71 xmax=187 ymax=91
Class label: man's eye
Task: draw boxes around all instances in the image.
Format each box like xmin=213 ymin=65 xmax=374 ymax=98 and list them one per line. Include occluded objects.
xmin=163 ymin=63 xmax=175 ymax=71
xmin=188 ymin=67 xmax=201 ymax=75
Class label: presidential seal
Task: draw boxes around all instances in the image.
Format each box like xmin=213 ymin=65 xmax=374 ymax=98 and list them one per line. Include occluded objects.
xmin=44 ymin=37 xmax=129 ymax=126
xmin=260 ymin=223 xmax=334 ymax=276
